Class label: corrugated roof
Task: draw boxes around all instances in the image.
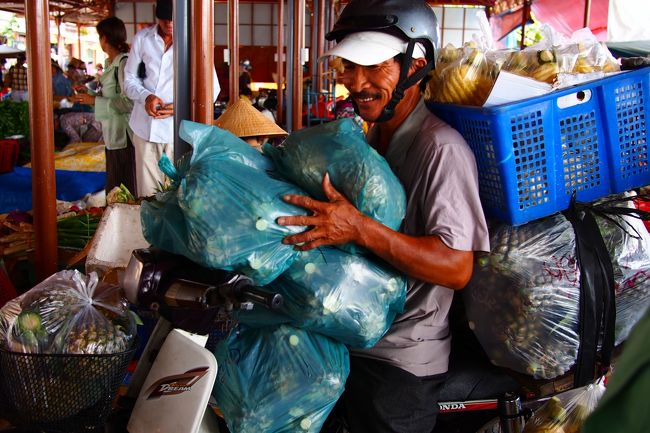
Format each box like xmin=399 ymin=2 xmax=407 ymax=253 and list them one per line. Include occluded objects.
xmin=0 ymin=0 xmax=115 ymax=25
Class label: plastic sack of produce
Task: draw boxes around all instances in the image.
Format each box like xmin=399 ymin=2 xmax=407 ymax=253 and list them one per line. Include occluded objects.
xmin=465 ymin=205 xmax=650 ymax=379
xmin=237 ymin=247 xmax=407 ymax=348
xmin=213 ymin=324 xmax=349 ymax=433
xmin=141 ymin=121 xmax=308 ymax=285
xmin=465 ymin=214 xmax=581 ymax=379
xmin=179 ymin=120 xmax=274 ymax=172
xmin=0 ymin=269 xmax=136 ymax=354
xmin=596 ymin=198 xmax=650 ymax=344
xmin=522 ymin=380 xmax=606 ymax=433
xmin=425 ymin=42 xmax=504 ymax=106
xmin=477 ymin=380 xmax=606 ymax=433
xmin=262 ymin=119 xmax=406 ymax=242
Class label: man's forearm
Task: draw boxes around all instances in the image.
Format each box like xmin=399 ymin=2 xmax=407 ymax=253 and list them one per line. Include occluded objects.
xmin=356 ymin=215 xmax=474 ymax=289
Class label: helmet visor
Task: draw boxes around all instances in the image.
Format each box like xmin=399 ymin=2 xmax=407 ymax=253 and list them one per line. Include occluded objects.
xmin=319 ymin=31 xmax=425 ymax=66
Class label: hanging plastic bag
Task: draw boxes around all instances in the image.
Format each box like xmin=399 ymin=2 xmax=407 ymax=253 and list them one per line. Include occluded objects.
xmin=237 ymin=247 xmax=407 ymax=348
xmin=594 ymin=195 xmax=650 ymax=344
xmin=140 ymin=121 xmax=308 ymax=285
xmin=213 ymin=324 xmax=349 ymax=433
xmin=262 ymin=118 xmax=406 ymax=250
xmin=0 ymin=269 xmax=136 ymax=354
xmin=476 ymin=380 xmax=606 ymax=433
xmin=465 ymin=201 xmax=650 ymax=379
xmin=522 ymin=380 xmax=606 ymax=433
xmin=181 ymin=120 xmax=274 ymax=171
xmin=465 ymin=214 xmax=581 ymax=379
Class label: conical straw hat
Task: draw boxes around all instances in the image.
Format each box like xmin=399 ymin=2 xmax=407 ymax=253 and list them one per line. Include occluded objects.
xmin=214 ymin=99 xmax=287 ymax=138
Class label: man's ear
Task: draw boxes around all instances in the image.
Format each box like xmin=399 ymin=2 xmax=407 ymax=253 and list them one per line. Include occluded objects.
xmin=409 ymin=57 xmax=428 ymax=74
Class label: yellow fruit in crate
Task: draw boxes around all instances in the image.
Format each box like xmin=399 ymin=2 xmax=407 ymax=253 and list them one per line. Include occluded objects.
xmin=603 ymin=59 xmax=620 ymax=73
xmin=438 ymin=44 xmax=461 ymax=65
xmin=532 ymin=62 xmax=560 ymax=84
xmin=573 ymin=57 xmax=595 ymax=74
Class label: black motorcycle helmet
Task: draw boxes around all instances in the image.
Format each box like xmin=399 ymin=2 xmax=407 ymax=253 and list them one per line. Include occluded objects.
xmin=326 ymin=0 xmax=439 ymax=122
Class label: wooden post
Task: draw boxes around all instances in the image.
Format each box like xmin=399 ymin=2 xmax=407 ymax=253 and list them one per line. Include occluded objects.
xmin=26 ymin=0 xmax=58 ymax=280
xmin=276 ymin=0 xmax=285 ymax=125
xmin=316 ymin=0 xmax=325 ymax=92
xmin=77 ymin=23 xmax=81 ymax=58
xmin=192 ymin=0 xmax=214 ymax=124
xmin=228 ymin=0 xmax=239 ymax=104
xmin=520 ymin=0 xmax=532 ymax=49
xmin=583 ymin=0 xmax=592 ymax=28
xmin=291 ymin=0 xmax=305 ymax=130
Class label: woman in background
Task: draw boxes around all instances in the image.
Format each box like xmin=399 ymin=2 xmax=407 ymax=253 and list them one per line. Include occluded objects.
xmin=71 ymin=17 xmax=135 ymax=195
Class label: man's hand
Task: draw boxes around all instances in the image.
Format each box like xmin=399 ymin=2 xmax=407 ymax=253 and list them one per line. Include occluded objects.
xmin=277 ymin=173 xmax=364 ymax=250
xmin=70 ymin=93 xmax=95 ymax=105
xmin=145 ymin=95 xmax=173 ymax=118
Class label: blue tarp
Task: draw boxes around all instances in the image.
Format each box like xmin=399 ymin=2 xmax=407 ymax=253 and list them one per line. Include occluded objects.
xmin=0 ymin=167 xmax=105 ymax=213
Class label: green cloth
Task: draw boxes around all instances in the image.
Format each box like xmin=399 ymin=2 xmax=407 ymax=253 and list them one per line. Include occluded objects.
xmin=93 ymin=53 xmax=133 ymax=150
xmin=606 ymin=40 xmax=650 ymax=58
xmin=583 ymin=309 xmax=650 ymax=433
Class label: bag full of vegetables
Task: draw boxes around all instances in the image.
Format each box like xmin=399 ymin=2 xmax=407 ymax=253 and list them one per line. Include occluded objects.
xmin=180 ymin=120 xmax=274 ymax=172
xmin=213 ymin=324 xmax=349 ymax=433
xmin=521 ymin=380 xmax=605 ymax=433
xmin=597 ymin=199 xmax=650 ymax=345
xmin=0 ymin=269 xmax=136 ymax=354
xmin=0 ymin=270 xmax=136 ymax=428
xmin=464 ymin=201 xmax=650 ymax=379
xmin=140 ymin=121 xmax=309 ymax=285
xmin=263 ymin=118 xmax=406 ymax=252
xmin=237 ymin=247 xmax=407 ymax=348
xmin=477 ymin=380 xmax=606 ymax=433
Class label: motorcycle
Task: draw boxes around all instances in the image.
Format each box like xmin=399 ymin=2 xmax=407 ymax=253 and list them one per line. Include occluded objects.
xmin=107 ymin=247 xmax=283 ymax=433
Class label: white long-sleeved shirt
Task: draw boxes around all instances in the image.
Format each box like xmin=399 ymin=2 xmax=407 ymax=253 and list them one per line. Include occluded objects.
xmin=124 ymin=24 xmax=221 ymax=144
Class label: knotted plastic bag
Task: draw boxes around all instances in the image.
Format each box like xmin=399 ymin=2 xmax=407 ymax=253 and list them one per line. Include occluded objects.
xmin=477 ymin=380 xmax=606 ymax=433
xmin=140 ymin=120 xmax=308 ymax=285
xmin=0 ymin=269 xmax=136 ymax=354
xmin=213 ymin=324 xmax=349 ymax=433
xmin=465 ymin=205 xmax=650 ymax=379
xmin=522 ymin=381 xmax=606 ymax=433
xmin=465 ymin=214 xmax=581 ymax=379
xmin=262 ymin=118 xmax=406 ymax=251
xmin=595 ymin=197 xmax=650 ymax=344
xmin=237 ymin=247 xmax=407 ymax=348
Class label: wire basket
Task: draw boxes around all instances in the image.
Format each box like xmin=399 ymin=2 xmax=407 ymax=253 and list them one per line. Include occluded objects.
xmin=0 ymin=347 xmax=135 ymax=433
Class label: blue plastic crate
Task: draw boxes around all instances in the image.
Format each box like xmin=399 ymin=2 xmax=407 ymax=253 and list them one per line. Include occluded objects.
xmin=429 ymin=67 xmax=650 ymax=226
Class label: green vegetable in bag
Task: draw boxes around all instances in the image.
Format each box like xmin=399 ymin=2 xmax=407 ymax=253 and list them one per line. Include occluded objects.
xmin=263 ymin=118 xmax=406 ymax=252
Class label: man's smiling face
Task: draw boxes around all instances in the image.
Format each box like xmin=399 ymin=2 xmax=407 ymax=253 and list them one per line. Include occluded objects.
xmin=339 ymin=57 xmax=401 ymax=122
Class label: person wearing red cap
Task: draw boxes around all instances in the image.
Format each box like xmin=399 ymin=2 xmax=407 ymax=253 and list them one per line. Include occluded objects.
xmin=123 ymin=0 xmax=221 ymax=197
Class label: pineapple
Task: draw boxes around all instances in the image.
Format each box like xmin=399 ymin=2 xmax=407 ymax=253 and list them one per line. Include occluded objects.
xmin=58 ymin=313 xmax=131 ymax=354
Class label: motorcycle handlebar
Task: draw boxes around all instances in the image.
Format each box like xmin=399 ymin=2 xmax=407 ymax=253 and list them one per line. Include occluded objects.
xmin=237 ymin=285 xmax=284 ymax=310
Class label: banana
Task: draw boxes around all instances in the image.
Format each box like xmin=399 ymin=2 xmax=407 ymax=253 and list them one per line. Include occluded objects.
xmin=532 ymin=62 xmax=560 ymax=83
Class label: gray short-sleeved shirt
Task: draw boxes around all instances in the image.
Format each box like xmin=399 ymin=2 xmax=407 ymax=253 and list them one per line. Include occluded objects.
xmin=351 ymin=99 xmax=489 ymax=377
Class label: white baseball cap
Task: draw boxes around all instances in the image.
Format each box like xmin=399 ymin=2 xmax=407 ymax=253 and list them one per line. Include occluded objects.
xmin=319 ymin=31 xmax=426 ymax=66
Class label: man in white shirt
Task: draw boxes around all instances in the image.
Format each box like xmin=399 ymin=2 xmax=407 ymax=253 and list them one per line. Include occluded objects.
xmin=124 ymin=0 xmax=221 ymax=197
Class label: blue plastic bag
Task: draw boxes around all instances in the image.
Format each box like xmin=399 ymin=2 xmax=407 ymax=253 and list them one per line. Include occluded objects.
xmin=263 ymin=118 xmax=406 ymax=240
xmin=237 ymin=247 xmax=407 ymax=348
xmin=140 ymin=121 xmax=307 ymax=285
xmin=213 ymin=324 xmax=349 ymax=433
xmin=180 ymin=120 xmax=274 ymax=171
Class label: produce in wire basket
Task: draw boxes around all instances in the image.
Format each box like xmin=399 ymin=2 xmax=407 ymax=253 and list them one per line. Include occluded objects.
xmin=0 ymin=269 xmax=136 ymax=354
xmin=0 ymin=270 xmax=136 ymax=425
